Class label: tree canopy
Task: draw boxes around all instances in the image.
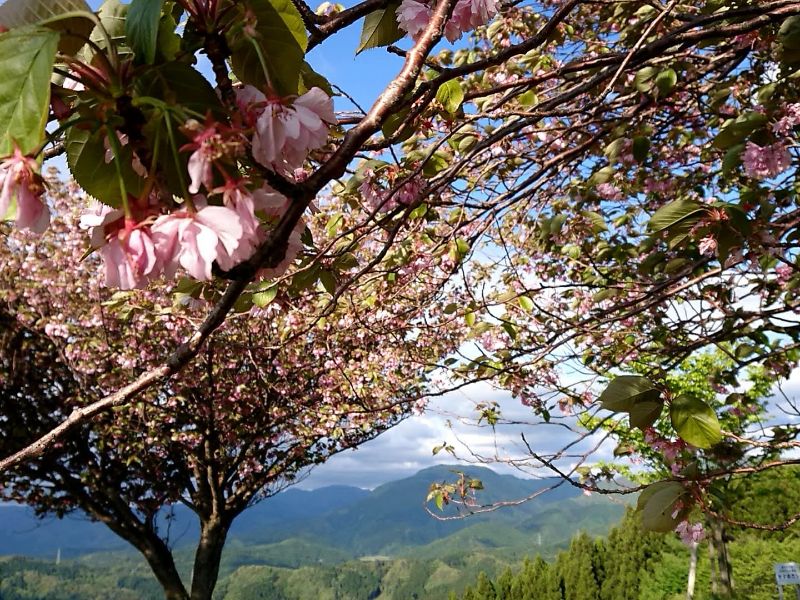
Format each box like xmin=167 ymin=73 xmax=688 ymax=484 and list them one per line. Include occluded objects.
xmin=2 ymin=0 xmax=800 ymax=597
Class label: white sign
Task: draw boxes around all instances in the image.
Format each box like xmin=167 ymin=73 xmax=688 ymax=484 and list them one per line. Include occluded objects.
xmin=776 ymin=563 xmax=800 ymax=600
xmin=776 ymin=563 xmax=800 ymax=585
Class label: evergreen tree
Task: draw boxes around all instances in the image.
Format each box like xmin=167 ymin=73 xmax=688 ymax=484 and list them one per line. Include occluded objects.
xmin=475 ymin=572 xmax=497 ymax=600
xmin=560 ymin=532 xmax=602 ymax=600
xmin=495 ymin=567 xmax=513 ymax=600
xmin=601 ymin=510 xmax=665 ymax=600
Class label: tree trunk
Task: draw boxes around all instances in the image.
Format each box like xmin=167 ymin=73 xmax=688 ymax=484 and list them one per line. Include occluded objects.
xmin=707 ymin=525 xmax=718 ymax=596
xmin=686 ymin=541 xmax=698 ymax=600
xmin=138 ymin=540 xmax=190 ymax=600
xmin=709 ymin=517 xmax=734 ymax=598
xmin=189 ymin=517 xmax=230 ymax=600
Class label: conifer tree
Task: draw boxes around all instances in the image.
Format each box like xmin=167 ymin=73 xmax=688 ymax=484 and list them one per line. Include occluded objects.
xmin=495 ymin=567 xmax=513 ymax=600
xmin=560 ymin=532 xmax=602 ymax=600
xmin=601 ymin=511 xmax=666 ymax=600
xmin=474 ymin=572 xmax=497 ymax=600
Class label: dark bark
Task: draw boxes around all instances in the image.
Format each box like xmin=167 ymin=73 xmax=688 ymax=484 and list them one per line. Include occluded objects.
xmin=133 ymin=534 xmax=190 ymax=600
xmin=190 ymin=517 xmax=231 ymax=600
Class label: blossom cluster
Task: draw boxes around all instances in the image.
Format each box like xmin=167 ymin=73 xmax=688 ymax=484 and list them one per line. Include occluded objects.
xmin=741 ymin=141 xmax=791 ymax=180
xmin=0 ymin=146 xmax=49 ymax=233
xmin=675 ymin=520 xmax=705 ymax=545
xmin=0 ymin=87 xmax=334 ymax=289
xmin=359 ymin=168 xmax=424 ymax=213
xmin=397 ymin=0 xmax=498 ymax=43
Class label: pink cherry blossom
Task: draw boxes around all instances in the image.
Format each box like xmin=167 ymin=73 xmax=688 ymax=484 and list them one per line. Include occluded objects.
xmin=181 ymin=118 xmax=244 ymax=194
xmin=397 ymin=0 xmax=497 ymax=42
xmin=773 ymin=103 xmax=800 ymax=136
xmin=396 ymin=0 xmax=432 ymax=39
xmin=151 ymin=204 xmax=244 ymax=280
xmin=186 ymin=128 xmax=221 ymax=194
xmin=451 ymin=0 xmax=497 ymax=32
xmin=101 ymin=226 xmax=159 ymax=289
xmin=213 ymin=181 xmax=262 ymax=270
xmin=79 ymin=199 xmax=123 ymax=248
xmin=675 ymin=520 xmax=705 ymax=545
xmin=237 ymin=86 xmax=335 ymax=174
xmin=596 ymin=182 xmax=623 ymax=200
xmin=0 ymin=146 xmax=49 ymax=233
xmin=776 ymin=263 xmax=794 ymax=285
xmin=741 ymin=141 xmax=792 ymax=180
xmin=252 ymin=183 xmax=290 ymax=217
xmin=698 ymin=234 xmax=717 ymax=256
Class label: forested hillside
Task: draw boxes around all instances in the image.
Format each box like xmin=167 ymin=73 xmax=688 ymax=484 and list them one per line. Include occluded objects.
xmin=0 ymin=466 xmax=625 ymax=599
xmin=457 ymin=469 xmax=800 ymax=600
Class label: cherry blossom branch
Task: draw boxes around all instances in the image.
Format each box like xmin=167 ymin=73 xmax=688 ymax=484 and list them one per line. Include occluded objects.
xmin=0 ymin=0 xmax=456 ymax=474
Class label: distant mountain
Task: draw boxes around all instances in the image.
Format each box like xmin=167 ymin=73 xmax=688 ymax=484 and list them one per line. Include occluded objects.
xmin=244 ymin=465 xmax=585 ymax=555
xmin=0 ymin=465 xmax=625 ymax=561
xmin=0 ymin=484 xmax=368 ymax=559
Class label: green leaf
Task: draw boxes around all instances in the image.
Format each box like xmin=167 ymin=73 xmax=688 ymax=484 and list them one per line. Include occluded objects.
xmin=632 ymin=136 xmax=650 ymax=162
xmin=66 ymin=127 xmax=145 ymax=207
xmin=713 ymin=112 xmax=768 ymax=150
xmin=518 ymin=295 xmax=534 ymax=312
xmin=721 ymin=143 xmax=744 ymax=177
xmin=89 ymin=0 xmax=130 ymax=55
xmin=0 ymin=0 xmax=94 ymax=56
xmin=518 ymin=90 xmax=538 ymax=107
xmin=357 ymin=2 xmax=403 ymax=53
xmin=647 ymin=198 xmax=706 ymax=233
xmin=252 ymin=284 xmax=278 ymax=307
xmin=381 ymin=108 xmax=411 ymax=140
xmin=637 ymin=481 xmax=688 ymax=532
xmin=458 ymin=135 xmax=478 ymax=153
xmin=154 ymin=3 xmax=181 ymax=62
xmin=423 ymin=151 xmax=451 ymax=177
xmin=0 ymin=27 xmax=59 ymax=156
xmin=229 ymin=0 xmax=307 ymax=96
xmin=670 ymin=394 xmax=722 ymax=449
xmin=135 ymin=61 xmax=223 ymax=116
xmin=320 ymin=270 xmax=337 ymax=295
xmin=780 ymin=15 xmax=800 ymax=51
xmin=633 ymin=66 xmax=657 ymax=93
xmin=436 ymin=80 xmax=464 ymax=115
xmin=603 ymin=138 xmax=626 ymax=162
xmin=126 ymin=0 xmax=164 ymax=64
xmin=599 ymin=375 xmax=661 ymax=413
xmin=654 ymin=68 xmax=677 ymax=96
xmin=629 ymin=398 xmax=663 ymax=430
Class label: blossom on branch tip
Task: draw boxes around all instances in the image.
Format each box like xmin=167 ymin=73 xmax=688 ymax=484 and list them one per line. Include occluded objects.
xmin=101 ymin=226 xmax=159 ymax=290
xmin=675 ymin=520 xmax=705 ymax=545
xmin=698 ymin=235 xmax=717 ymax=256
xmin=741 ymin=141 xmax=791 ymax=180
xmin=80 ymin=199 xmax=123 ymax=248
xmin=151 ymin=204 xmax=244 ymax=280
xmin=236 ymin=86 xmax=335 ymax=174
xmin=182 ymin=118 xmax=245 ymax=194
xmin=0 ymin=147 xmax=49 ymax=233
xmin=397 ymin=0 xmax=497 ymax=42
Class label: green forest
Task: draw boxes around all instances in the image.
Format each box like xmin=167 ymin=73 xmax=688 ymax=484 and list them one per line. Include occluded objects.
xmin=3 ymin=468 xmax=800 ymax=599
